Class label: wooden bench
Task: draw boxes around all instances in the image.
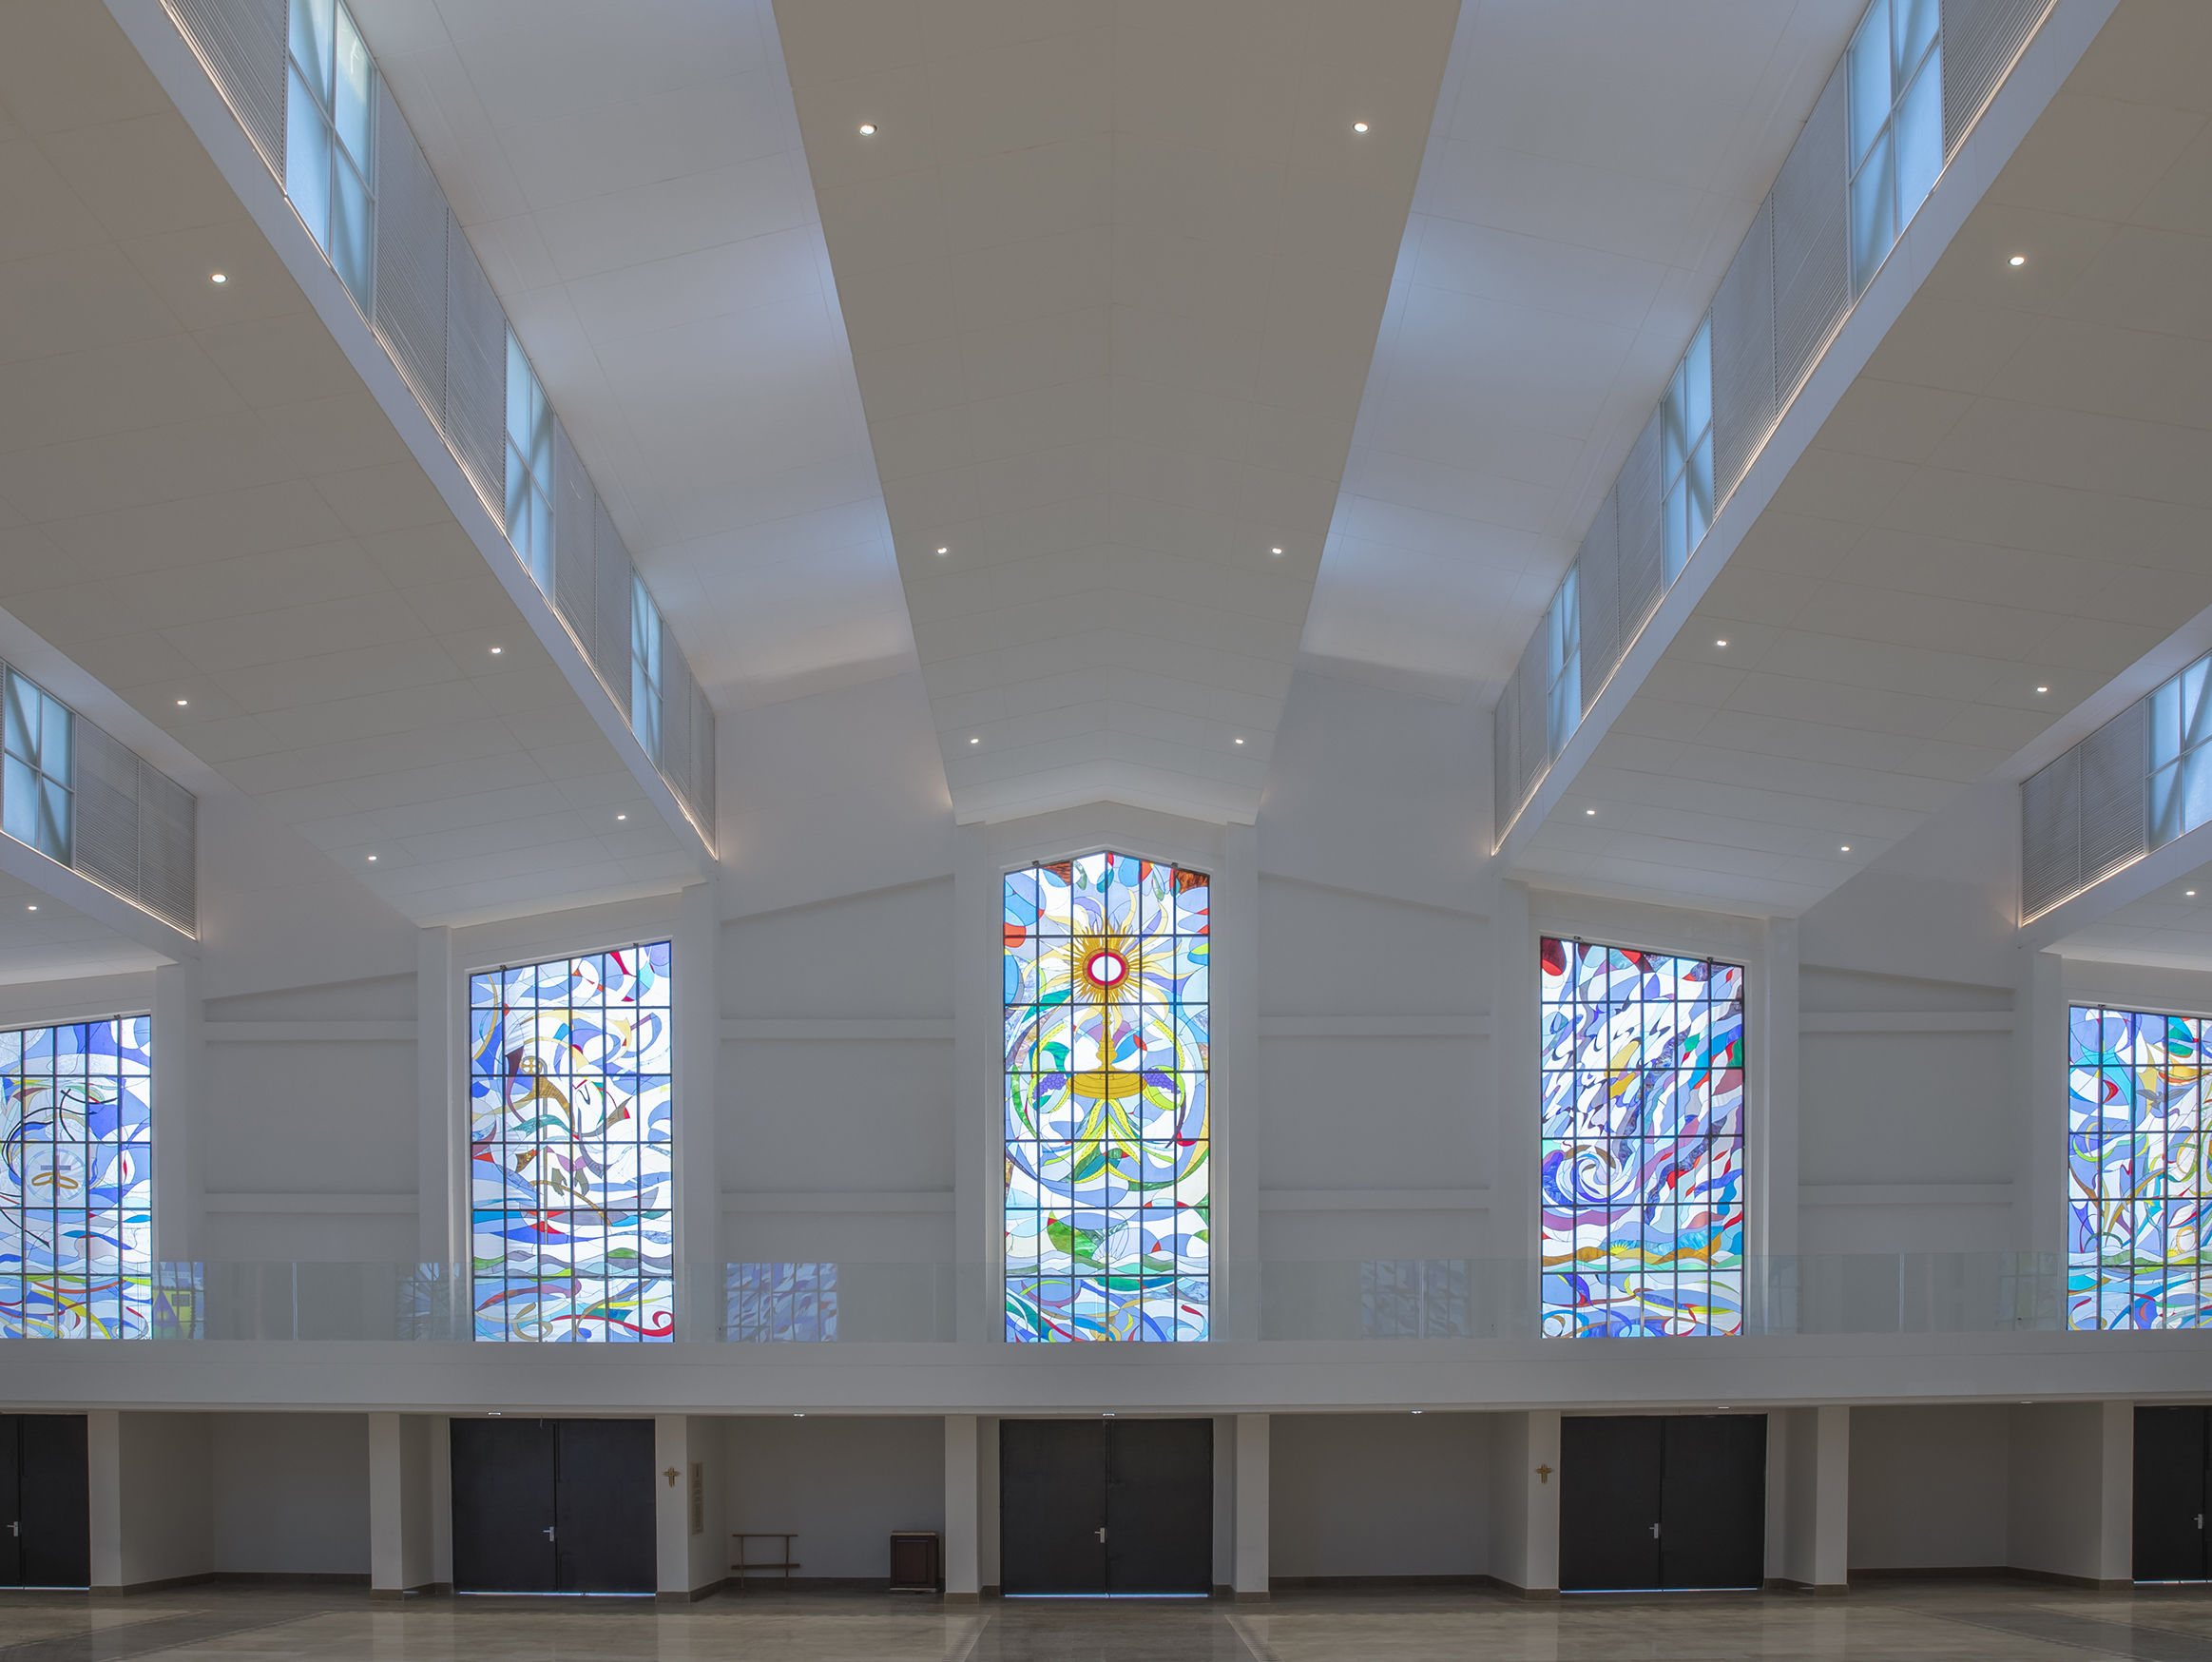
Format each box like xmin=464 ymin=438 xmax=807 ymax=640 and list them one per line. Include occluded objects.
xmin=730 ymin=1532 xmax=798 ymax=1590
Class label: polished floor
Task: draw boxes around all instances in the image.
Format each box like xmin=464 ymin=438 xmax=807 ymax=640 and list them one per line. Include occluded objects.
xmin=3 ymin=1582 xmax=2212 ymax=1662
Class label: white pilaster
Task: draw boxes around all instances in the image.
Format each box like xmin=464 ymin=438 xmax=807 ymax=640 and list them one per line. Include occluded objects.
xmin=149 ymin=959 xmax=201 ymax=1263
xmin=1759 ymin=915 xmax=1800 ymax=1264
xmin=1777 ymin=1406 xmax=1850 ymax=1594
xmin=87 ymin=1409 xmax=121 ymax=1592
xmin=1217 ymin=824 xmax=1260 ymax=1340
xmin=415 ymin=926 xmax=457 ymax=1267
xmin=1491 ymin=882 xmax=1535 ymax=1292
xmin=653 ymin=1415 xmax=693 ymax=1601
xmin=2023 ymin=949 xmax=2067 ymax=1258
xmin=675 ymin=883 xmax=721 ymax=1330
xmin=952 ymin=825 xmax=996 ymax=1341
xmin=2098 ymin=1400 xmax=2133 ymax=1588
xmin=1234 ymin=1413 xmax=1269 ymax=1600
xmin=369 ymin=1412 xmax=435 ymax=1597
xmin=1525 ymin=1409 xmax=1561 ymax=1594
xmin=945 ymin=1415 xmax=980 ymax=1603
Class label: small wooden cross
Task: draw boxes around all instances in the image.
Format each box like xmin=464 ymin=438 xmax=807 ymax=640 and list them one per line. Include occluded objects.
xmin=664 ymin=1466 xmax=681 ymax=1487
xmin=1535 ymin=1463 xmax=1553 ymax=1485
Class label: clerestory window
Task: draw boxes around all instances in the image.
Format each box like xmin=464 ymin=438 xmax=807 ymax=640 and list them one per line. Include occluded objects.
xmin=3 ymin=670 xmax=71 ymax=865
xmin=1661 ymin=320 xmax=1714 ymax=586
xmin=505 ymin=331 xmax=555 ymax=595
xmin=1847 ymin=0 xmax=1943 ymax=295
xmin=284 ymin=0 xmax=375 ymax=311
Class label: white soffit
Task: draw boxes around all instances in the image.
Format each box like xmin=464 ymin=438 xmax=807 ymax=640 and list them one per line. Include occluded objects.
xmin=0 ymin=3 xmax=691 ymax=926
xmin=778 ymin=0 xmax=1460 ymax=825
xmin=350 ymin=0 xmax=917 ymax=715
xmin=1512 ymin=2 xmax=2212 ymax=917
xmin=1306 ymin=0 xmax=1869 ymax=695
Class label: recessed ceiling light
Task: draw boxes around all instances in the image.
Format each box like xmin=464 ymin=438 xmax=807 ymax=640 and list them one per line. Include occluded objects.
xmin=2187 ymin=890 xmax=2197 ymax=897
xmin=1585 ymin=807 xmax=1596 ymax=816
xmin=1715 ymin=639 xmax=1727 ymax=647
xmin=2036 ymin=686 xmax=2049 ymax=693
xmin=616 ymin=813 xmax=627 ymax=821
xmin=1270 ymin=547 xmax=1283 ymax=555
xmin=175 ymin=698 xmax=187 ymax=706
xmin=2009 ymin=255 xmax=2026 ymax=266
xmin=936 ymin=547 xmax=948 ymax=555
xmin=210 ymin=272 xmax=226 ymax=283
xmin=858 ymin=124 xmax=876 ymax=136
xmin=1234 ymin=737 xmax=1244 ymax=744
xmin=25 ymin=905 xmax=34 ymax=912
xmin=1841 ymin=845 xmax=1851 ymax=852
xmin=794 ymin=1412 xmax=805 ymax=1417
xmin=1352 ymin=121 xmax=1369 ymax=133
xmin=970 ymin=736 xmax=980 ymax=744
xmin=1410 ymin=1409 xmax=1422 ymax=1415
xmin=490 ymin=646 xmax=503 ymax=654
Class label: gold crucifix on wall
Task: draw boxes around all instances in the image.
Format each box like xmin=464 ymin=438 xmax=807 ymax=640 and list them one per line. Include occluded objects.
xmin=1536 ymin=1463 xmax=1552 ymax=1485
xmin=664 ymin=1465 xmax=681 ymax=1487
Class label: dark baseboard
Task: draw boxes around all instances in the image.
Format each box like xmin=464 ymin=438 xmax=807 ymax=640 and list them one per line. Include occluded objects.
xmin=90 ymin=1574 xmax=217 ymax=1596
xmin=655 ymin=1578 xmax=729 ymax=1605
xmin=1762 ymin=1577 xmax=1848 ymax=1596
xmin=1211 ymin=1584 xmax=1231 ymax=1599
xmin=371 ymin=1583 xmax=451 ymax=1602
xmin=1233 ymin=1589 xmax=1270 ymax=1603
xmin=729 ymin=1576 xmax=892 ymax=1592
xmin=944 ymin=1591 xmax=980 ymax=1605
xmin=214 ymin=1573 xmax=371 ymax=1588
xmin=2008 ymin=1568 xmax=2133 ymax=1593
xmin=983 ymin=1585 xmax=1003 ymax=1598
xmin=1850 ymin=1567 xmax=2130 ymax=1592
xmin=1270 ymin=1575 xmax=1486 ymax=1591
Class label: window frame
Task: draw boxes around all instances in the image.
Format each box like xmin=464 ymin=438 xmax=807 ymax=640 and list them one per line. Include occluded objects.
xmin=1660 ymin=319 xmax=1714 ymax=587
xmin=1846 ymin=0 xmax=1943 ymax=296
xmin=504 ymin=330 xmax=555 ymax=595
xmin=2 ymin=667 xmax=72 ymax=866
xmin=1545 ymin=569 xmax=1581 ymax=759
xmin=283 ymin=0 xmax=376 ymax=313
xmin=630 ymin=576 xmax=664 ymax=762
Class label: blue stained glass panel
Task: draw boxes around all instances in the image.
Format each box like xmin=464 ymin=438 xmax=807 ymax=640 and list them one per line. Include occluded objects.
xmin=1541 ymin=937 xmax=1745 ymax=1337
xmin=2068 ymin=1004 xmax=2210 ymax=1329
xmin=1005 ymin=852 xmax=1208 ymax=1341
xmin=0 ymin=1015 xmax=155 ymax=1339
xmin=471 ymin=942 xmax=674 ymax=1341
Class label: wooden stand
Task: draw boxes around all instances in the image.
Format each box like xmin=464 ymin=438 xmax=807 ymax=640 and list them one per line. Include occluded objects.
xmin=890 ymin=1530 xmax=942 ymax=1594
xmin=730 ymin=1533 xmax=798 ymax=1590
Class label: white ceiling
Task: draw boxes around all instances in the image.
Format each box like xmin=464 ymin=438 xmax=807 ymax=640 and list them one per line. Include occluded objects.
xmin=0 ymin=2 xmax=694 ymax=926
xmin=1508 ymin=1 xmax=2212 ymax=916
xmin=351 ymin=0 xmax=916 ymax=715
xmin=0 ymin=868 xmax=164 ymax=986
xmin=1307 ymin=0 xmax=1868 ymax=697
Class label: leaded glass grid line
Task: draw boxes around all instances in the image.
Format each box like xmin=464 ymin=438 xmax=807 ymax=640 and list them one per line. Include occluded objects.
xmin=2069 ymin=1003 xmax=2210 ymax=1329
xmin=1541 ymin=937 xmax=1745 ymax=1337
xmin=470 ymin=942 xmax=672 ymax=1342
xmin=1004 ymin=852 xmax=1209 ymax=1342
xmin=0 ymin=1015 xmax=155 ymax=1339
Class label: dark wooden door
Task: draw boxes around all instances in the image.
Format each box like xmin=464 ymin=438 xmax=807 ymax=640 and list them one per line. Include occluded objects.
xmin=1000 ymin=1420 xmax=1107 ymax=1594
xmin=1560 ymin=1416 xmax=1664 ymax=1591
xmin=2135 ymin=1406 xmax=2210 ymax=1582
xmin=554 ymin=1420 xmax=655 ymax=1594
xmin=1105 ymin=1419 xmax=1212 ymax=1594
xmin=0 ymin=1416 xmax=88 ymax=1589
xmin=451 ymin=1419 xmax=558 ymax=1593
xmin=1660 ymin=1416 xmax=1766 ymax=1590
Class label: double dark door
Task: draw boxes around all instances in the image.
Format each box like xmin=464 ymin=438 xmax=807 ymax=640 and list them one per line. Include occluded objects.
xmin=1001 ymin=1419 xmax=1212 ymax=1595
xmin=2135 ymin=1406 xmax=2211 ymax=1582
xmin=0 ymin=1416 xmax=88 ymax=1588
xmin=1559 ymin=1415 xmax=1766 ymax=1593
xmin=450 ymin=1419 xmax=655 ymax=1594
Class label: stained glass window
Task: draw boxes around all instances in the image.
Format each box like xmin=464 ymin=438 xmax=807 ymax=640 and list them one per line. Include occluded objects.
xmin=1004 ymin=852 xmax=1209 ymax=1342
xmin=1541 ymin=937 xmax=1745 ymax=1336
xmin=2069 ymin=1005 xmax=2209 ymax=1329
xmin=0 ymin=1017 xmax=156 ymax=1339
xmin=725 ymin=1262 xmax=837 ymax=1341
xmin=471 ymin=943 xmax=673 ymax=1341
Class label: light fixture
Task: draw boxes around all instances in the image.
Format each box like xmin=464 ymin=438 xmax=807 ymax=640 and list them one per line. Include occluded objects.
xmin=1103 ymin=1412 xmax=1116 ymax=1418
xmin=935 ymin=546 xmax=949 ymax=555
xmin=490 ymin=646 xmax=503 ymax=655
xmin=2188 ymin=890 xmax=2198 ymax=898
xmin=1719 ymin=1405 xmax=1730 ymax=1410
xmin=1270 ymin=547 xmax=1283 ymax=555
xmin=2035 ymin=685 xmax=2048 ymax=693
xmin=1841 ymin=844 xmax=1851 ymax=852
xmin=367 ymin=855 xmax=378 ymax=861
xmin=2009 ymin=255 xmax=2026 ymax=266
xmin=616 ymin=813 xmax=627 ymax=821
xmin=970 ymin=736 xmax=980 ymax=744
xmin=1585 ymin=807 xmax=1596 ymax=816
xmin=858 ymin=123 xmax=876 ymax=136
xmin=25 ymin=905 xmax=34 ymax=912
xmin=1234 ymin=737 xmax=1244 ymax=744
xmin=210 ymin=272 xmax=226 ymax=283
xmin=1410 ymin=1409 xmax=1422 ymax=1415
xmin=794 ymin=1412 xmax=805 ymax=1418
xmin=1352 ymin=121 xmax=1369 ymax=133
xmin=1715 ymin=639 xmax=1727 ymax=647
xmin=175 ymin=698 xmax=187 ymax=706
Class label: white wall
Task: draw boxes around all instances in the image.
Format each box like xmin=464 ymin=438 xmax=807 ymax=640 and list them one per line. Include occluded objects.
xmin=2007 ymin=1401 xmax=2127 ymax=1583
xmin=1849 ymin=1405 xmax=2009 ymax=1571
xmin=724 ymin=1416 xmax=945 ymax=1582
xmin=210 ymin=1413 xmax=370 ymax=1576
xmin=118 ymin=1412 xmax=213 ymax=1588
xmin=1269 ymin=1413 xmax=1489 ymax=1580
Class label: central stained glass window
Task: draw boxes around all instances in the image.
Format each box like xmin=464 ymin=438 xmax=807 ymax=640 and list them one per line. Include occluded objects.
xmin=1004 ymin=852 xmax=1209 ymax=1341
xmin=0 ymin=1016 xmax=155 ymax=1339
xmin=471 ymin=943 xmax=672 ymax=1341
xmin=2068 ymin=1004 xmax=2209 ymax=1329
xmin=1541 ymin=937 xmax=1745 ymax=1336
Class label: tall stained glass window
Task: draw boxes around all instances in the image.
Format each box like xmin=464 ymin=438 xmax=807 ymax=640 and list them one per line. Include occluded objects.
xmin=471 ymin=943 xmax=672 ymax=1341
xmin=1541 ymin=937 xmax=1745 ymax=1336
xmin=1004 ymin=852 xmax=1209 ymax=1342
xmin=0 ymin=1017 xmax=155 ymax=1339
xmin=2069 ymin=1004 xmax=2209 ymax=1329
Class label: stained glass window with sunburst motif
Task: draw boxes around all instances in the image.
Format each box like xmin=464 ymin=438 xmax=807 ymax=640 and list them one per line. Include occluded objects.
xmin=1541 ymin=937 xmax=1745 ymax=1337
xmin=471 ymin=943 xmax=672 ymax=1341
xmin=1004 ymin=852 xmax=1209 ymax=1342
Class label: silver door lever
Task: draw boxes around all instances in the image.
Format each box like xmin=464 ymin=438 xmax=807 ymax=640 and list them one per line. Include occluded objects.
xmin=6 ymin=1522 xmax=17 ymax=1536
xmin=543 ymin=1527 xmax=556 ymax=1541
xmin=1649 ymin=1522 xmax=1661 ymax=1538
xmin=1095 ymin=1527 xmax=1106 ymax=1542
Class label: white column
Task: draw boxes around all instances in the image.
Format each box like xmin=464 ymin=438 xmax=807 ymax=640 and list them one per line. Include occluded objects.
xmin=1217 ymin=825 xmax=1260 ymax=1340
xmin=87 ymin=1410 xmax=121 ymax=1593
xmin=1779 ymin=1406 xmax=1850 ymax=1594
xmin=415 ymin=927 xmax=457 ymax=1267
xmin=675 ymin=883 xmax=721 ymax=1332
xmin=1490 ymin=883 xmax=1535 ymax=1298
xmin=653 ymin=1415 xmax=701 ymax=1602
xmin=1233 ymin=1414 xmax=1269 ymax=1600
xmin=945 ymin=1415 xmax=980 ymax=1603
xmin=2022 ymin=950 xmax=2067 ymax=1258
xmin=1525 ymin=1410 xmax=1561 ymax=1595
xmin=150 ymin=960 xmax=201 ymax=1264
xmin=1759 ymin=916 xmax=1801 ymax=1266
xmin=2098 ymin=1400 xmax=2133 ymax=1588
xmin=369 ymin=1413 xmax=435 ymax=1597
xmin=952 ymin=826 xmax=996 ymax=1341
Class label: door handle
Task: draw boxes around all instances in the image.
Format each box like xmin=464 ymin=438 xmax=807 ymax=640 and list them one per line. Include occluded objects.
xmin=1095 ymin=1527 xmax=1107 ymax=1543
xmin=1649 ymin=1523 xmax=1661 ymax=1538
xmin=2198 ymin=1515 xmax=2204 ymax=1530
xmin=6 ymin=1522 xmax=16 ymax=1537
xmin=543 ymin=1527 xmax=556 ymax=1541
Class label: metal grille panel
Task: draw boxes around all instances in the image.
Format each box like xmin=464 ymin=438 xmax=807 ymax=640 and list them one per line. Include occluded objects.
xmin=1514 ymin=638 xmax=1548 ymax=808
xmin=1615 ymin=412 xmax=1665 ymax=643
xmin=2080 ymin=702 xmax=2149 ymax=891
xmin=137 ymin=763 xmax=199 ymax=937
xmin=371 ymin=81 xmax=447 ymax=436
xmin=443 ymin=211 xmax=506 ymax=523
xmin=2021 ymin=749 xmax=2081 ymax=920
xmin=1773 ymin=62 xmax=1850 ymax=409
xmin=659 ymin=647 xmax=694 ymax=813
xmin=689 ymin=683 xmax=716 ymax=841
xmin=1944 ymin=0 xmax=2055 ymax=155
xmin=552 ymin=422 xmax=596 ymax=652
xmin=1712 ymin=198 xmax=1777 ymax=509
xmin=163 ymin=0 xmax=285 ymax=180
xmin=71 ymin=722 xmax=141 ymax=902
xmin=1576 ymin=488 xmax=1621 ymax=719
